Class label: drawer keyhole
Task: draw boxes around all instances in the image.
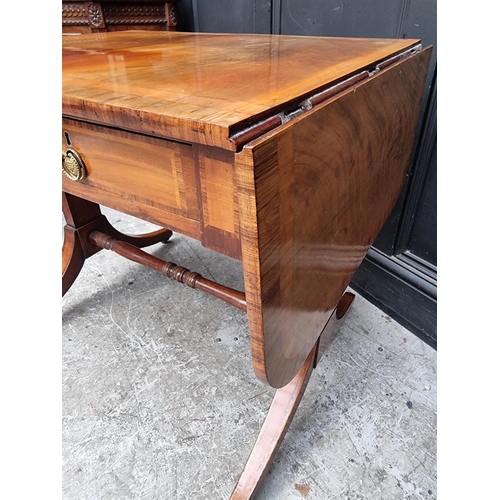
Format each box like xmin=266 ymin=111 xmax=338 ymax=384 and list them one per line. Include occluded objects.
xmin=63 ymin=131 xmax=72 ymax=147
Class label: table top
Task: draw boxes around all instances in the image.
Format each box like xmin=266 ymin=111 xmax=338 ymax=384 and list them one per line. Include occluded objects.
xmin=62 ymin=31 xmax=430 ymax=387
xmin=62 ymin=31 xmax=419 ymax=150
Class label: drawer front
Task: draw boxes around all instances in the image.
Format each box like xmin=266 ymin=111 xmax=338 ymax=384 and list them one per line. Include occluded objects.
xmin=62 ymin=118 xmax=201 ymax=238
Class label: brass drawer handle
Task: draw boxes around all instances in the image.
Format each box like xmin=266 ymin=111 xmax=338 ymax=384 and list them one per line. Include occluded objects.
xmin=62 ymin=148 xmax=87 ymax=181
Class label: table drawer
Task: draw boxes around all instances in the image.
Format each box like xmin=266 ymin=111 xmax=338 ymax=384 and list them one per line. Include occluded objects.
xmin=62 ymin=118 xmax=201 ymax=238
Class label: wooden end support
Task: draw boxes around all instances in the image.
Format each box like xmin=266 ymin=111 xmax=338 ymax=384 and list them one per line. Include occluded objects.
xmin=230 ymin=291 xmax=355 ymax=499
xmin=230 ymin=347 xmax=316 ymax=500
xmin=62 ymin=193 xmax=172 ymax=296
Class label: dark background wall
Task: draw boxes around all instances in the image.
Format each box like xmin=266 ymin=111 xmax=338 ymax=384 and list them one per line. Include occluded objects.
xmin=176 ymin=0 xmax=437 ymax=349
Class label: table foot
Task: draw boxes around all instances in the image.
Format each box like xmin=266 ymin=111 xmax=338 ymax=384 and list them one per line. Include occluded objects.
xmin=230 ymin=347 xmax=316 ymax=500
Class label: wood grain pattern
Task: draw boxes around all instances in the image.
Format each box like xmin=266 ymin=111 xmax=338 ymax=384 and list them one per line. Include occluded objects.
xmin=62 ymin=118 xmax=201 ymax=239
xmin=62 ymin=32 xmax=432 ymax=495
xmin=62 ymin=31 xmax=431 ymax=387
xmin=236 ymin=48 xmax=432 ymax=388
xmin=62 ymin=31 xmax=420 ymax=150
xmin=196 ymin=145 xmax=242 ymax=259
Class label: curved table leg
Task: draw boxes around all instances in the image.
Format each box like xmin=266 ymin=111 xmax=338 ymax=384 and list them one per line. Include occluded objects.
xmin=62 ymin=225 xmax=86 ymax=296
xmin=62 ymin=222 xmax=173 ymax=296
xmin=104 ymin=225 xmax=173 ymax=247
xmin=230 ymin=347 xmax=316 ymax=500
xmin=62 ymin=192 xmax=173 ymax=296
xmin=230 ymin=291 xmax=355 ymax=499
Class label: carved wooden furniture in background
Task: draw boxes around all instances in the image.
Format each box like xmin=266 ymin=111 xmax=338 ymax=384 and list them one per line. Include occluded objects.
xmin=62 ymin=32 xmax=431 ymax=498
xmin=62 ymin=0 xmax=178 ymax=33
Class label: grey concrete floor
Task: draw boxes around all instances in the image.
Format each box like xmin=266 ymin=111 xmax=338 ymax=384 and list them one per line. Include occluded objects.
xmin=62 ymin=208 xmax=437 ymax=500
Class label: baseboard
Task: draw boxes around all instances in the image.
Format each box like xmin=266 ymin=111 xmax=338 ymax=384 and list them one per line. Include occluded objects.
xmin=350 ymin=249 xmax=437 ymax=349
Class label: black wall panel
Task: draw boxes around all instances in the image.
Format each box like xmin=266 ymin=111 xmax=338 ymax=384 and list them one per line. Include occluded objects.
xmin=408 ymin=141 xmax=437 ymax=267
xmin=279 ymin=0 xmax=404 ymax=38
xmin=180 ymin=0 xmax=272 ymax=33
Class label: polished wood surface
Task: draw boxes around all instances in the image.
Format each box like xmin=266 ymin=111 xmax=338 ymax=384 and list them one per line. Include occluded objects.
xmin=62 ymin=119 xmax=244 ymax=259
xmin=62 ymin=32 xmax=420 ymax=151
xmin=63 ymin=32 xmax=432 ymax=385
xmin=62 ymin=118 xmax=201 ymax=240
xmin=236 ymin=47 xmax=432 ymax=387
xmin=62 ymin=193 xmax=104 ymax=296
xmin=63 ymin=32 xmax=431 ymax=387
xmin=195 ymin=145 xmax=242 ymax=258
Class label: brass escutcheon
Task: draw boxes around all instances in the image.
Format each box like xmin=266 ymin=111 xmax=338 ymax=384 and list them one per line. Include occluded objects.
xmin=62 ymin=148 xmax=87 ymax=181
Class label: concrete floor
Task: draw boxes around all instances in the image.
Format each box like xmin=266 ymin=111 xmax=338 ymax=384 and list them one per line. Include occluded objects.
xmin=62 ymin=208 xmax=437 ymax=500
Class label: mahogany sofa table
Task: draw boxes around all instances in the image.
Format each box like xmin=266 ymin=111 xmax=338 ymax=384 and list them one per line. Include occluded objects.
xmin=62 ymin=31 xmax=431 ymax=499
